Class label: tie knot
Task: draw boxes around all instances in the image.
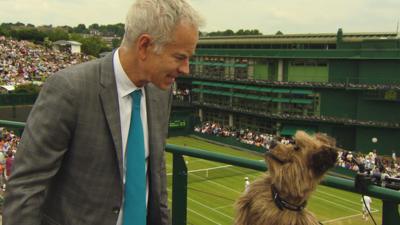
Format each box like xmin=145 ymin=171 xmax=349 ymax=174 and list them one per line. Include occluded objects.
xmin=131 ymin=89 xmax=142 ymax=107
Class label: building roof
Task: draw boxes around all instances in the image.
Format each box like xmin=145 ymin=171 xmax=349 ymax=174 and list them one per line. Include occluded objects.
xmin=0 ymin=85 xmax=15 ymax=91
xmin=53 ymin=40 xmax=82 ymax=46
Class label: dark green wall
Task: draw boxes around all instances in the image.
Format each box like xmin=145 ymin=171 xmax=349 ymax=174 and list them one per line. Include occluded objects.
xmin=357 ymin=98 xmax=400 ymax=123
xmin=330 ymin=126 xmax=356 ymax=151
xmin=358 ymin=60 xmax=400 ymax=84
xmin=0 ymin=105 xmax=32 ymax=122
xmin=361 ymin=40 xmax=400 ymax=50
xmin=168 ymin=109 xmax=196 ymax=136
xmin=320 ymin=90 xmax=357 ymax=119
xmin=355 ymin=127 xmax=400 ymax=155
xmin=329 ymin=60 xmax=359 ymax=83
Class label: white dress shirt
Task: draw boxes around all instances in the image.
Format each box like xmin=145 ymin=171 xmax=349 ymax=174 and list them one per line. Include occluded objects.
xmin=113 ymin=49 xmax=149 ymax=225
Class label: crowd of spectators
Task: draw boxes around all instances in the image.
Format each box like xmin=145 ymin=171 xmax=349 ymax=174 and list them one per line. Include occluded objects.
xmin=194 ymin=121 xmax=293 ymax=149
xmin=191 ymin=73 xmax=400 ymax=91
xmin=338 ymin=149 xmax=400 ymax=180
xmin=0 ymin=36 xmax=90 ymax=86
xmin=173 ymin=88 xmax=191 ymax=102
xmin=0 ymin=128 xmax=20 ymax=191
xmin=193 ymin=102 xmax=400 ymax=128
xmin=194 ymin=121 xmax=400 ymax=188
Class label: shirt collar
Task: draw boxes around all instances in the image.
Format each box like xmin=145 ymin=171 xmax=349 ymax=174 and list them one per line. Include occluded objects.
xmin=113 ymin=48 xmax=143 ymax=98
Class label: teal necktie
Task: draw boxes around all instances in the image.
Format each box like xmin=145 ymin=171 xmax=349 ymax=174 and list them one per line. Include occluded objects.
xmin=123 ymin=89 xmax=146 ymax=225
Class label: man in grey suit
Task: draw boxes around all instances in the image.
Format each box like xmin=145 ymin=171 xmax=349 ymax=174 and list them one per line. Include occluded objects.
xmin=3 ymin=0 xmax=204 ymax=224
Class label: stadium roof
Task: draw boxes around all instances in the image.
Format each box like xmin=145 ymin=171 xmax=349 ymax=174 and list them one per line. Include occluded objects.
xmin=198 ymin=32 xmax=398 ymax=45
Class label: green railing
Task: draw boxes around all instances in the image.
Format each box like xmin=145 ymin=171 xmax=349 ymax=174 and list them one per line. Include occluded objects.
xmin=0 ymin=93 xmax=38 ymax=106
xmin=166 ymin=144 xmax=400 ymax=225
xmin=1 ymin=120 xmax=399 ymax=224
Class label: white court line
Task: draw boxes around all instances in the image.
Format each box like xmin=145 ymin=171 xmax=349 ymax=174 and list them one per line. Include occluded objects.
xmin=190 ymin=172 xmax=242 ymax=194
xmin=184 ymin=158 xmax=203 ymax=164
xmin=312 ymin=195 xmax=361 ymax=213
xmin=214 ymin=204 xmax=233 ymax=210
xmin=167 ymin=164 xmax=232 ymax=176
xmin=167 ymin=188 xmax=222 ymax=225
xmin=187 ymin=208 xmax=222 ymax=225
xmin=316 ymin=189 xmax=378 ymax=211
xmin=321 ymin=210 xmax=379 ymax=224
xmin=316 ymin=189 xmax=361 ymax=207
xmin=188 ymin=196 xmax=234 ymax=220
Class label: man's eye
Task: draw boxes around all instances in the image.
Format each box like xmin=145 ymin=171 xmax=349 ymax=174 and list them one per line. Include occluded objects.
xmin=175 ymin=55 xmax=186 ymax=60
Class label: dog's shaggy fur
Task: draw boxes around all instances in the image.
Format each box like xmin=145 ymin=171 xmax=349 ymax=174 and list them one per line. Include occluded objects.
xmin=235 ymin=131 xmax=338 ymax=225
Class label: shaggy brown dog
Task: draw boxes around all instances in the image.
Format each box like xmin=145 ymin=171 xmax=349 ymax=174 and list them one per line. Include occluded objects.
xmin=235 ymin=131 xmax=338 ymax=225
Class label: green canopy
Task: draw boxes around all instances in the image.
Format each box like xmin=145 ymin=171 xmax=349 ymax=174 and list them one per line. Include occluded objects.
xmin=280 ymin=125 xmax=316 ymax=136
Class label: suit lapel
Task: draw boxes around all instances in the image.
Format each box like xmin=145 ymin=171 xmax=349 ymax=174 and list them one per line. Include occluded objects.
xmin=145 ymin=84 xmax=159 ymax=162
xmin=99 ymin=52 xmax=124 ymax=184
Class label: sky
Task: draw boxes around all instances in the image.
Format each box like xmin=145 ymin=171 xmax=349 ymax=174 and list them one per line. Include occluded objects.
xmin=0 ymin=0 xmax=399 ymax=35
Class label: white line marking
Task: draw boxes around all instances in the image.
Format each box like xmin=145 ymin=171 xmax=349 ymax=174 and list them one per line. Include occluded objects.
xmin=214 ymin=204 xmax=233 ymax=210
xmin=167 ymin=188 xmax=222 ymax=225
xmin=316 ymin=189 xmax=360 ymax=207
xmin=187 ymin=208 xmax=222 ymax=225
xmin=190 ymin=172 xmax=242 ymax=194
xmin=316 ymin=189 xmax=378 ymax=211
xmin=312 ymin=195 xmax=360 ymax=213
xmin=321 ymin=210 xmax=379 ymax=224
xmin=188 ymin=196 xmax=234 ymax=220
xmin=167 ymin=164 xmax=232 ymax=176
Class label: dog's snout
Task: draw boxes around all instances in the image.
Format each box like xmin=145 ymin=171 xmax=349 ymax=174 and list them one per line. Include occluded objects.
xmin=268 ymin=140 xmax=278 ymax=150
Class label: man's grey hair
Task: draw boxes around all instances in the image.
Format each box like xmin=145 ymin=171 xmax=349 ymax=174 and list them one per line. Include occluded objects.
xmin=121 ymin=0 xmax=205 ymax=52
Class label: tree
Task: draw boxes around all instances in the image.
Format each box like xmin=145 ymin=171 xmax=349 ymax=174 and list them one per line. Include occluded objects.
xmin=48 ymin=27 xmax=69 ymax=41
xmin=275 ymin=30 xmax=283 ymax=35
xmin=59 ymin=25 xmax=73 ymax=33
xmin=80 ymin=36 xmax=111 ymax=57
xmin=69 ymin=33 xmax=84 ymax=42
xmin=73 ymin=24 xmax=87 ymax=34
xmin=14 ymin=28 xmax=46 ymax=43
xmin=43 ymin=37 xmax=52 ymax=49
xmin=89 ymin=23 xmax=100 ymax=30
xmin=112 ymin=38 xmax=121 ymax=49
xmin=15 ymin=22 xmax=25 ymax=27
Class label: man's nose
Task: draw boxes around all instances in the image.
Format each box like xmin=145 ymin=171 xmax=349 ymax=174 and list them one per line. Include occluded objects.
xmin=178 ymin=58 xmax=190 ymax=75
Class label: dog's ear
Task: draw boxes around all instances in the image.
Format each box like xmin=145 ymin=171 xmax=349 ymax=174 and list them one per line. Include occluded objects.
xmin=310 ymin=146 xmax=338 ymax=176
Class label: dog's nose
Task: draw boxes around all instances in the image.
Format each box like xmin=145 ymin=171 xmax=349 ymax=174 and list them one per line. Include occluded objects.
xmin=268 ymin=140 xmax=278 ymax=150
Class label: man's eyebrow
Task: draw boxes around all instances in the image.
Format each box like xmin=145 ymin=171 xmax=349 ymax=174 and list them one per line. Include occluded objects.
xmin=174 ymin=53 xmax=189 ymax=58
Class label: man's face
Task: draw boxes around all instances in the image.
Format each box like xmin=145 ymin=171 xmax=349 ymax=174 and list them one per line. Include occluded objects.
xmin=144 ymin=22 xmax=198 ymax=90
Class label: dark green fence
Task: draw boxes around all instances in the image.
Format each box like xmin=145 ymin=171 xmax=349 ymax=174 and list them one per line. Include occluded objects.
xmin=0 ymin=94 xmax=37 ymax=106
xmin=166 ymin=144 xmax=400 ymax=225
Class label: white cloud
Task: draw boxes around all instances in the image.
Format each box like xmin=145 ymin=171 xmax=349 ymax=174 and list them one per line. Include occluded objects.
xmin=1 ymin=0 xmax=399 ymax=34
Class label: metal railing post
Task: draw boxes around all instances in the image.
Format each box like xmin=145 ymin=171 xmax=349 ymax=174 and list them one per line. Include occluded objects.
xmin=382 ymin=200 xmax=400 ymax=225
xmin=171 ymin=154 xmax=188 ymax=225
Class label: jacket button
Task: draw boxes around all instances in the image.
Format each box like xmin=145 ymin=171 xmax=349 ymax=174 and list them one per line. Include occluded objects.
xmin=112 ymin=207 xmax=120 ymax=214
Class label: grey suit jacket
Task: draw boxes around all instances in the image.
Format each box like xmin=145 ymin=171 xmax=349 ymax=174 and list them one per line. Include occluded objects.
xmin=3 ymin=53 xmax=172 ymax=225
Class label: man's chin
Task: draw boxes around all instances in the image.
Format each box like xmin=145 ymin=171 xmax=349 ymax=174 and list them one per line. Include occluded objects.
xmin=153 ymin=82 xmax=172 ymax=91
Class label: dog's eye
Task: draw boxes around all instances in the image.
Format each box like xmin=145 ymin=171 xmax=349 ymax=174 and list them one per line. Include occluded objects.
xmin=294 ymin=146 xmax=300 ymax=151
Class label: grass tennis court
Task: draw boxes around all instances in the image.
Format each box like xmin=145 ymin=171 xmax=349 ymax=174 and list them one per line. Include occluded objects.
xmin=166 ymin=136 xmax=383 ymax=225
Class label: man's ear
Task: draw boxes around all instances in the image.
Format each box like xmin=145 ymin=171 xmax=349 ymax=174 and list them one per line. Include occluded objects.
xmin=137 ymin=34 xmax=152 ymax=60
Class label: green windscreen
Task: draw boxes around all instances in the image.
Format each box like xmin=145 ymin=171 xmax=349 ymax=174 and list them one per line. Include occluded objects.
xmin=288 ymin=65 xmax=328 ymax=82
